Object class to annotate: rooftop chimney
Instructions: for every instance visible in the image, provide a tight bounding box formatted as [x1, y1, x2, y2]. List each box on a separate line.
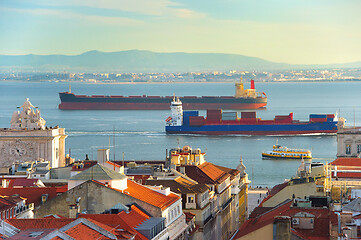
[97, 149, 110, 163]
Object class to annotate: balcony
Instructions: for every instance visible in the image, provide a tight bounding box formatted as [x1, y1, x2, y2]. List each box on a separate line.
[203, 214, 213, 225]
[15, 203, 34, 215]
[222, 198, 233, 211]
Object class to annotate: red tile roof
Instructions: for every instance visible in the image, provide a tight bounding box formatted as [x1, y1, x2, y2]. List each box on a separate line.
[269, 181, 288, 196]
[0, 187, 58, 206]
[10, 228, 57, 240]
[118, 205, 150, 228]
[0, 197, 16, 211]
[181, 162, 230, 185]
[6, 218, 73, 230]
[330, 158, 361, 167]
[78, 205, 149, 240]
[236, 200, 293, 238]
[8, 178, 41, 187]
[63, 222, 113, 240]
[332, 172, 361, 178]
[50, 237, 63, 240]
[105, 161, 122, 168]
[122, 180, 180, 210]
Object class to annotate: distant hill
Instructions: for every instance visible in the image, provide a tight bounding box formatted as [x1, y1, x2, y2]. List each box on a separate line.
[0, 50, 360, 72]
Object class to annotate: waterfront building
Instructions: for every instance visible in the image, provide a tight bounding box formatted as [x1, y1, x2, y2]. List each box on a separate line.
[0, 98, 67, 168]
[336, 123, 361, 158]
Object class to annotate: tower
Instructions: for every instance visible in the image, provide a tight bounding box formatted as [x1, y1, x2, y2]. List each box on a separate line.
[1, 98, 67, 168]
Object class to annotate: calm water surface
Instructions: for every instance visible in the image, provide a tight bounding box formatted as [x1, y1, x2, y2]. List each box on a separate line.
[1, 81, 361, 187]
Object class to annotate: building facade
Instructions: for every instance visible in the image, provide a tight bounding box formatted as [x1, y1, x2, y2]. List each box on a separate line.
[0, 98, 67, 168]
[337, 126, 361, 158]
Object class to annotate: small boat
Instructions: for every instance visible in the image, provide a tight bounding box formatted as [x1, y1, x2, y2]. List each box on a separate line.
[262, 145, 312, 159]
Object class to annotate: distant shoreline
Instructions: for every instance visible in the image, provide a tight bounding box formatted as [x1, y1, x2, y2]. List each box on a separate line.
[1, 79, 361, 84]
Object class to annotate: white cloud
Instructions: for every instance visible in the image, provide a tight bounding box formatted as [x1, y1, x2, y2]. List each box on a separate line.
[28, 0, 206, 19]
[0, 7, 143, 26]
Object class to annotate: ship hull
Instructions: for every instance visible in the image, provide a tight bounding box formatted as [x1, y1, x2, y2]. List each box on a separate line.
[261, 154, 312, 160]
[59, 93, 267, 110]
[165, 122, 338, 135]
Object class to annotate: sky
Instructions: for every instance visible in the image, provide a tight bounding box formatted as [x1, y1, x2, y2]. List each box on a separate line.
[1, 0, 361, 64]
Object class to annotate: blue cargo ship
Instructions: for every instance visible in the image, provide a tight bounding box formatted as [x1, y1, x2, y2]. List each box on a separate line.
[165, 98, 341, 135]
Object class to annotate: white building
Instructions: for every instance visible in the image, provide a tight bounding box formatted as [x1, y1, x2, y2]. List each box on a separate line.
[0, 98, 67, 168]
[337, 125, 361, 158]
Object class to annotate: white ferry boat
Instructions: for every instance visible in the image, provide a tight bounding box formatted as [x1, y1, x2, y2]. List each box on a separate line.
[262, 145, 312, 160]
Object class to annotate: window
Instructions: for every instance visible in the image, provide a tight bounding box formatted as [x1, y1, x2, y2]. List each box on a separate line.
[188, 196, 194, 203]
[358, 144, 361, 154]
[346, 144, 351, 155]
[177, 205, 180, 214]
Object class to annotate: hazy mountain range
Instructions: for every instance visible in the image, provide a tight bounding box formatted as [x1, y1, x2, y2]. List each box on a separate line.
[0, 50, 360, 72]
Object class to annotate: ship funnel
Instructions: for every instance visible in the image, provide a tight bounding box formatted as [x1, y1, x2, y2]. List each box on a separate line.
[251, 80, 255, 89]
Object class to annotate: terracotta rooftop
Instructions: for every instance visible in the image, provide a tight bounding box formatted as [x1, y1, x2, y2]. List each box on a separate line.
[332, 172, 361, 178]
[269, 181, 289, 196]
[330, 157, 361, 167]
[145, 176, 209, 194]
[236, 200, 293, 238]
[123, 179, 180, 210]
[0, 187, 58, 206]
[214, 164, 241, 179]
[6, 218, 73, 230]
[10, 228, 57, 240]
[90, 179, 180, 211]
[249, 207, 274, 218]
[0, 197, 16, 211]
[79, 205, 149, 240]
[8, 178, 42, 187]
[181, 162, 231, 185]
[63, 219, 115, 240]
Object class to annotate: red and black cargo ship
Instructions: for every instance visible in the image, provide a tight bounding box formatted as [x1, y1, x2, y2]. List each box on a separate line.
[59, 79, 267, 110]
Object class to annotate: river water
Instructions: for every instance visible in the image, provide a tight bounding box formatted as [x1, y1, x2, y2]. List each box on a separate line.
[1, 81, 360, 187]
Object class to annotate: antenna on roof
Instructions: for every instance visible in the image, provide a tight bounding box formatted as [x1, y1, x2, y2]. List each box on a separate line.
[122, 152, 125, 167]
[113, 126, 116, 162]
[69, 85, 71, 93]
